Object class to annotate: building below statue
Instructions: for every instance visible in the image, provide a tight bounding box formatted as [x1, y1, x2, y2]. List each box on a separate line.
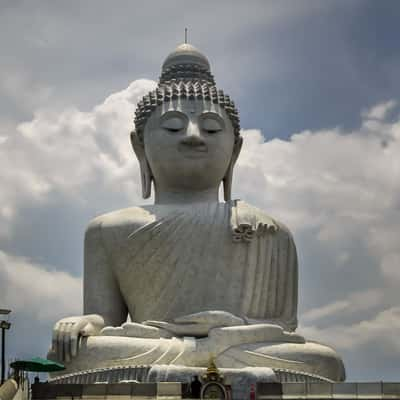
[32, 380, 400, 400]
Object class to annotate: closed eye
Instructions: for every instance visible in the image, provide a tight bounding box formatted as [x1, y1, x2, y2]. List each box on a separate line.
[201, 117, 223, 134]
[161, 116, 186, 133]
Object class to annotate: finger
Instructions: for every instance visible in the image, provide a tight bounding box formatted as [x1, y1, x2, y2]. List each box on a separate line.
[174, 313, 204, 324]
[70, 328, 78, 358]
[143, 320, 171, 329]
[70, 320, 86, 358]
[144, 320, 185, 334]
[169, 323, 210, 336]
[63, 323, 72, 363]
[57, 323, 66, 362]
[145, 321, 209, 336]
[52, 322, 60, 353]
[174, 311, 244, 326]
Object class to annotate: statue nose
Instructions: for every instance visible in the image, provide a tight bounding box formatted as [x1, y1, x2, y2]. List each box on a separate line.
[181, 122, 205, 146]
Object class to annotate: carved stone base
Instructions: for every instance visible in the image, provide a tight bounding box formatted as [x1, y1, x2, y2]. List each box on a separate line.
[49, 364, 331, 386]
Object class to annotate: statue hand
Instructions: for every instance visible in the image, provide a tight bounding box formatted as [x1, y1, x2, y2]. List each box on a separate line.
[100, 322, 165, 338]
[144, 311, 245, 337]
[52, 314, 104, 363]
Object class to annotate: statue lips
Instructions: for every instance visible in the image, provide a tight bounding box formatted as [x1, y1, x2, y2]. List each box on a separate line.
[178, 136, 208, 158]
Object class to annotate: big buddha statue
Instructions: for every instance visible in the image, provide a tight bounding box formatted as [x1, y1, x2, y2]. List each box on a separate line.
[48, 43, 345, 384]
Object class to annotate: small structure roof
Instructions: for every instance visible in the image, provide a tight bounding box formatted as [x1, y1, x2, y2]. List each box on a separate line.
[10, 357, 65, 372]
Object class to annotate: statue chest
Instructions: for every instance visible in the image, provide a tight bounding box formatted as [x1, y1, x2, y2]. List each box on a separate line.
[108, 204, 248, 321]
[101, 203, 296, 327]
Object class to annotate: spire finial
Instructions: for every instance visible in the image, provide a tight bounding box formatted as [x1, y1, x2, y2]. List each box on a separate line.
[184, 28, 188, 44]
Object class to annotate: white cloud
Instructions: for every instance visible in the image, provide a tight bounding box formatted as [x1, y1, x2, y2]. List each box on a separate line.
[361, 100, 397, 121]
[380, 253, 400, 281]
[0, 79, 156, 239]
[302, 289, 384, 323]
[0, 250, 81, 321]
[0, 68, 54, 115]
[299, 306, 400, 355]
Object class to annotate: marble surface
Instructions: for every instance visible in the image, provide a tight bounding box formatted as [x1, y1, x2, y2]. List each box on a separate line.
[49, 43, 345, 383]
[48, 319, 344, 381]
[85, 201, 298, 329]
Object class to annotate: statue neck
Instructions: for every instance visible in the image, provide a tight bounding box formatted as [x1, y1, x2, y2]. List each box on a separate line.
[154, 186, 220, 205]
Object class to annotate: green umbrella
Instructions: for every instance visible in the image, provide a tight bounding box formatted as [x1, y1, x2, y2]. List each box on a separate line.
[10, 357, 65, 372]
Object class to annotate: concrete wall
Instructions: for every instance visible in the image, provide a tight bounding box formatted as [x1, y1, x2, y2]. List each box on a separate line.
[31, 381, 400, 400]
[32, 382, 182, 400]
[257, 382, 400, 399]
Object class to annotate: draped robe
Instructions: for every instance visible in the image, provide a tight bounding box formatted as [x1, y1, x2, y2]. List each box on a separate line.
[97, 201, 298, 331]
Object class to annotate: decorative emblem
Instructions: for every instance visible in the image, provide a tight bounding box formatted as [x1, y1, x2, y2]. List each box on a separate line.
[201, 357, 228, 400]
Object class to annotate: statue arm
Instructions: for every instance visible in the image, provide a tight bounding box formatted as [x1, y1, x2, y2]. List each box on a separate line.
[274, 225, 298, 331]
[240, 218, 298, 332]
[83, 218, 128, 326]
[49, 218, 128, 363]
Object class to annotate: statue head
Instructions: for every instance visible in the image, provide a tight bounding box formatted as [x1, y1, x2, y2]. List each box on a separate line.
[131, 43, 242, 202]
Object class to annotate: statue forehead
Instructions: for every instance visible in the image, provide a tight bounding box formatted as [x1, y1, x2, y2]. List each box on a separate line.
[146, 99, 230, 123]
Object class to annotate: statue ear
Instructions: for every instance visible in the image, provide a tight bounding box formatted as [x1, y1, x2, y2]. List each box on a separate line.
[130, 131, 153, 199]
[223, 136, 243, 202]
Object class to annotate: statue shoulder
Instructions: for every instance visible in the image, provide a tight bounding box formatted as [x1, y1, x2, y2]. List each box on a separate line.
[232, 200, 295, 240]
[85, 205, 156, 235]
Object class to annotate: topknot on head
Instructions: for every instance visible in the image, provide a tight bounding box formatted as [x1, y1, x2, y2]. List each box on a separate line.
[134, 43, 241, 142]
[160, 43, 215, 85]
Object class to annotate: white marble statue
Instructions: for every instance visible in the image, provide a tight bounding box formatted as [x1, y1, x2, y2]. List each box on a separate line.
[48, 43, 345, 382]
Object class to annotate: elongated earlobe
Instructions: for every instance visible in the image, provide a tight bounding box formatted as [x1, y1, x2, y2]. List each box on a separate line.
[130, 131, 153, 199]
[223, 137, 243, 201]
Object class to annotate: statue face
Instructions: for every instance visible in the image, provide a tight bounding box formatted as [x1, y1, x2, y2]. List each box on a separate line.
[143, 99, 235, 192]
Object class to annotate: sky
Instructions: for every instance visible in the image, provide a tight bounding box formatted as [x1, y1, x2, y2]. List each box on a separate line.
[0, 0, 400, 382]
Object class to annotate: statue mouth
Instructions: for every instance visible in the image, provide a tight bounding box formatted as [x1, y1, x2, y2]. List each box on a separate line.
[178, 139, 208, 156]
